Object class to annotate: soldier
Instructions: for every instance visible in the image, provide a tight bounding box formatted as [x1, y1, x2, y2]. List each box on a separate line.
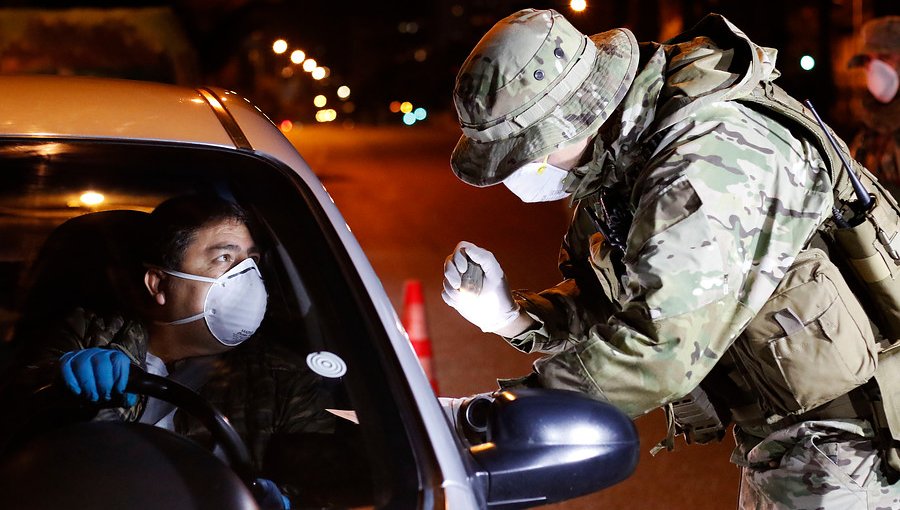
[848, 16, 900, 195]
[441, 9, 900, 509]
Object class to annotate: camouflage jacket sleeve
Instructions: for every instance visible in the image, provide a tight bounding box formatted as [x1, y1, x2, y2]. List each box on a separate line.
[507, 222, 621, 355]
[516, 101, 834, 418]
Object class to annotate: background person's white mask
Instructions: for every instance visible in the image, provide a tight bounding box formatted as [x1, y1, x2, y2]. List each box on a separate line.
[867, 58, 899, 104]
[502, 156, 572, 203]
[161, 258, 268, 346]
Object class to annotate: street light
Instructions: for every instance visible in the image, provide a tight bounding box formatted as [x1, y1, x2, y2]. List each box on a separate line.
[316, 109, 337, 122]
[800, 55, 816, 71]
[337, 86, 351, 99]
[312, 67, 326, 80]
[302, 59, 317, 72]
[290, 50, 305, 64]
[314, 95, 327, 107]
[272, 39, 288, 54]
[570, 0, 587, 12]
[79, 191, 105, 207]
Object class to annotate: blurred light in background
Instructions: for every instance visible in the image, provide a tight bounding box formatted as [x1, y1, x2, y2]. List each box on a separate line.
[414, 49, 428, 62]
[272, 39, 288, 54]
[400, 101, 413, 113]
[281, 66, 294, 78]
[314, 94, 327, 107]
[337, 86, 351, 99]
[312, 67, 327, 80]
[570, 0, 587, 12]
[79, 191, 105, 207]
[290, 50, 305, 64]
[279, 119, 293, 132]
[398, 22, 419, 34]
[342, 102, 356, 113]
[414, 107, 427, 120]
[302, 59, 317, 72]
[402, 112, 416, 125]
[316, 109, 338, 122]
[800, 55, 816, 71]
[389, 101, 401, 113]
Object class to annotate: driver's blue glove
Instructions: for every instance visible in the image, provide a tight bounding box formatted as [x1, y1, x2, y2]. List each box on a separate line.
[59, 348, 136, 407]
[253, 478, 291, 510]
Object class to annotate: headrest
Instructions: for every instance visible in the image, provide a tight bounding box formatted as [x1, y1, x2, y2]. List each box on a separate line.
[18, 210, 151, 328]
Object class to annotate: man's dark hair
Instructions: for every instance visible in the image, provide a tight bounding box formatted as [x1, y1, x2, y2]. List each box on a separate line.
[146, 194, 251, 270]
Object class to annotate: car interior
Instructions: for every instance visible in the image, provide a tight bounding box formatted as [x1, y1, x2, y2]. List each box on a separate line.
[0, 139, 439, 508]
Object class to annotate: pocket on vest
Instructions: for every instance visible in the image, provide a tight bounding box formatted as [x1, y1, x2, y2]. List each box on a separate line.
[733, 248, 878, 417]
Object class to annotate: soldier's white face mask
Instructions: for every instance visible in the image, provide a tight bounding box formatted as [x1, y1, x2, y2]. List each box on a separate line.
[866, 58, 899, 104]
[503, 156, 572, 203]
[160, 258, 268, 346]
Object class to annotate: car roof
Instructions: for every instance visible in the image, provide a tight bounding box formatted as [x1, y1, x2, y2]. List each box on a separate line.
[0, 75, 313, 182]
[0, 75, 235, 146]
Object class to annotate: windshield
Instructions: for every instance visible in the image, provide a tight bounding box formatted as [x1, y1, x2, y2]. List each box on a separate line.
[0, 139, 433, 508]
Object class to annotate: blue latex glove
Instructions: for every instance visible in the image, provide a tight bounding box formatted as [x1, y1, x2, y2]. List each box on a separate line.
[59, 348, 136, 407]
[253, 478, 291, 510]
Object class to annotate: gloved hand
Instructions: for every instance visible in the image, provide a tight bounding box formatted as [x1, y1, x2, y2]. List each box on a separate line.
[442, 241, 521, 333]
[59, 348, 136, 407]
[253, 478, 291, 510]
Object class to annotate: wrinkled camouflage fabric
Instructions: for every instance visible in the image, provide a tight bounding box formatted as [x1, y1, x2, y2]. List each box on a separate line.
[3, 307, 334, 470]
[735, 420, 900, 509]
[450, 8, 638, 187]
[498, 14, 899, 507]
[510, 14, 831, 417]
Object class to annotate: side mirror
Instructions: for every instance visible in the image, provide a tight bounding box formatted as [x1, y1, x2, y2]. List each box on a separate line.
[464, 388, 639, 509]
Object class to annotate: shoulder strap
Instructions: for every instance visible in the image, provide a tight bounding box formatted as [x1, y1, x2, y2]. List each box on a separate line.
[736, 82, 900, 234]
[737, 83, 853, 203]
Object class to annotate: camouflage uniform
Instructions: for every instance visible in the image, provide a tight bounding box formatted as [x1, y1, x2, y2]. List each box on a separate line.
[451, 10, 900, 509]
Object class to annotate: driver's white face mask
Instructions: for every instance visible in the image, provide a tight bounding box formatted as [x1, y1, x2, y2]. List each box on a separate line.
[503, 156, 572, 203]
[160, 258, 268, 346]
[866, 58, 899, 104]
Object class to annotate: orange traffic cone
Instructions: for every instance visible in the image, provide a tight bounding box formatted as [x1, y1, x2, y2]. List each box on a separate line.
[401, 279, 439, 393]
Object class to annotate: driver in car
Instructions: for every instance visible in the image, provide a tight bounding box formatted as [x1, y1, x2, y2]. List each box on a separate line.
[4, 194, 334, 510]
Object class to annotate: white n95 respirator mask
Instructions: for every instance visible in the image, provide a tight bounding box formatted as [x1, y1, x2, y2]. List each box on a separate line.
[867, 59, 899, 104]
[503, 156, 572, 203]
[160, 258, 268, 346]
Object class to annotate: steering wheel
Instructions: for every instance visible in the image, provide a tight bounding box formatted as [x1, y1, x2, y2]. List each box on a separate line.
[0, 365, 266, 510]
[124, 367, 256, 488]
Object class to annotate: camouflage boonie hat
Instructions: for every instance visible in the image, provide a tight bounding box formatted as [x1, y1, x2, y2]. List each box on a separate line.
[451, 8, 638, 187]
[848, 16, 900, 68]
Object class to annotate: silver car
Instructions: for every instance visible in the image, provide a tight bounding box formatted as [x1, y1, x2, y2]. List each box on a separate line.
[0, 76, 638, 510]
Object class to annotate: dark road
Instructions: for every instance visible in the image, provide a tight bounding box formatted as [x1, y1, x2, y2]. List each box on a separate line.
[287, 118, 741, 509]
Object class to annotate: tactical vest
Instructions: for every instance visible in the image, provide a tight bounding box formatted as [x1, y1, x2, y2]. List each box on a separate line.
[657, 82, 900, 468]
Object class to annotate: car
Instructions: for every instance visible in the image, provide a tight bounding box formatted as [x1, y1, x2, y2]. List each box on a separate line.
[0, 75, 639, 509]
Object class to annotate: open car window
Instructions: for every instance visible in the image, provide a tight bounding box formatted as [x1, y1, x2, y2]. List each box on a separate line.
[0, 140, 437, 508]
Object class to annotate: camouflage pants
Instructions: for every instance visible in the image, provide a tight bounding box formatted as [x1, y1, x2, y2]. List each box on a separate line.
[737, 420, 900, 509]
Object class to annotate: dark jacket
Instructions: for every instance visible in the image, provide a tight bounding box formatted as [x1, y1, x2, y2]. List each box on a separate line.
[2, 307, 335, 470]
